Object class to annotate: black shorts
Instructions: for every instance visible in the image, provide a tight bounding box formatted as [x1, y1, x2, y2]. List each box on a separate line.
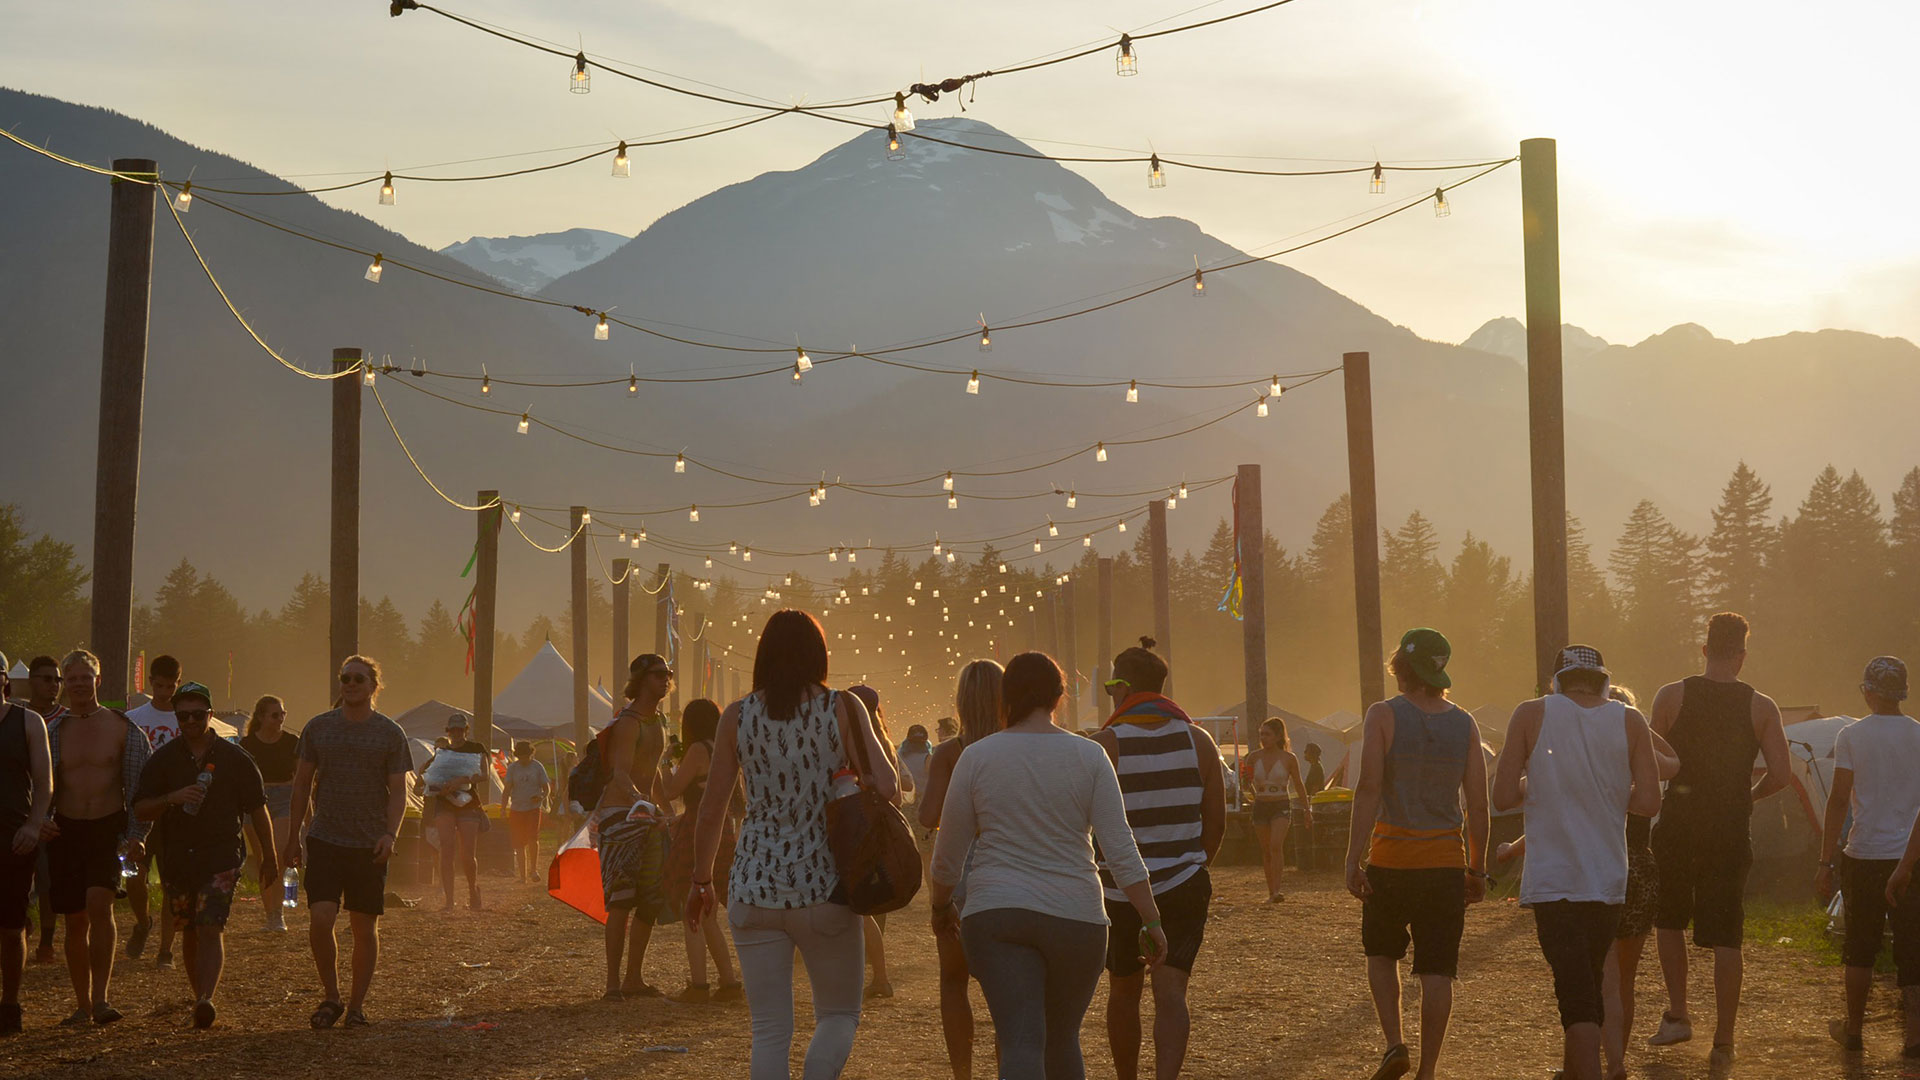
[1106, 867, 1211, 977]
[1251, 801, 1287, 826]
[1361, 866, 1466, 978]
[0, 842, 34, 930]
[47, 810, 127, 915]
[1841, 855, 1920, 985]
[305, 836, 388, 916]
[1650, 813, 1750, 948]
[1533, 900, 1620, 1028]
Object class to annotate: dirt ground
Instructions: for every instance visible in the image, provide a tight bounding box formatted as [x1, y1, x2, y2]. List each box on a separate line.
[4, 864, 1916, 1079]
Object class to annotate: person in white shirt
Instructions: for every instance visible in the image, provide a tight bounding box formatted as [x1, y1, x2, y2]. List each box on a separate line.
[121, 654, 182, 968]
[1816, 656, 1920, 1055]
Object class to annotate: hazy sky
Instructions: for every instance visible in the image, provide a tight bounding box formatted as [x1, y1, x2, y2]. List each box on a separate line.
[7, 0, 1918, 347]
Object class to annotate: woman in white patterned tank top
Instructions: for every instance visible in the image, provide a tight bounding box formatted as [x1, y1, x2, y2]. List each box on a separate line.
[683, 610, 898, 1080]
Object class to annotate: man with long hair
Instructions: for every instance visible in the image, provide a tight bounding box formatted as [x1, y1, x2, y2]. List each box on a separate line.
[596, 653, 671, 1000]
[1345, 629, 1490, 1080]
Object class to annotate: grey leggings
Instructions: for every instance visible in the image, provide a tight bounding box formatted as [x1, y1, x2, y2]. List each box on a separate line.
[729, 900, 865, 1080]
[961, 907, 1109, 1080]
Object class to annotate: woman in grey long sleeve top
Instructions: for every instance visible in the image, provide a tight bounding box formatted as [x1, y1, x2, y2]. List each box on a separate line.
[928, 652, 1165, 1080]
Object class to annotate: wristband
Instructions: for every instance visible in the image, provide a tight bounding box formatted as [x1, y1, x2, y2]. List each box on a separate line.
[1466, 868, 1491, 880]
[1141, 919, 1162, 930]
[692, 878, 713, 887]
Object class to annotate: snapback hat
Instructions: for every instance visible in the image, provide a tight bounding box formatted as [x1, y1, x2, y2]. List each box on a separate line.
[1398, 628, 1453, 690]
[1863, 656, 1909, 702]
[172, 681, 214, 707]
[1553, 644, 1610, 683]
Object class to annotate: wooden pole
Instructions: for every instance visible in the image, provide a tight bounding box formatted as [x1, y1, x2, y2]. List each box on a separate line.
[570, 507, 589, 748]
[1148, 499, 1174, 695]
[1238, 463, 1269, 735]
[329, 348, 362, 703]
[1522, 137, 1570, 692]
[1096, 557, 1114, 704]
[89, 158, 157, 706]
[472, 492, 499, 750]
[1344, 352, 1386, 714]
[1043, 594, 1060, 659]
[1061, 577, 1081, 729]
[1025, 607, 1037, 652]
[653, 563, 672, 659]
[612, 557, 630, 696]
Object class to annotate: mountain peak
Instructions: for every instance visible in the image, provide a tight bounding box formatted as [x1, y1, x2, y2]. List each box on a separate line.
[440, 228, 626, 294]
[1460, 318, 1608, 363]
[1639, 322, 1722, 346]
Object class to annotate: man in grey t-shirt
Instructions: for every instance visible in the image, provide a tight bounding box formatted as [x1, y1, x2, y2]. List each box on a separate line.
[285, 656, 410, 1030]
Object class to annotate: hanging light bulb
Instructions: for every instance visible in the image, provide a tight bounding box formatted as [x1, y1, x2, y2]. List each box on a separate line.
[1118, 520, 1128, 533]
[728, 541, 738, 554]
[947, 492, 958, 509]
[364, 253, 384, 283]
[1067, 489, 1077, 509]
[1116, 33, 1138, 76]
[1033, 538, 1044, 553]
[612, 141, 630, 177]
[1166, 493, 1178, 510]
[580, 511, 592, 525]
[1270, 375, 1283, 398]
[786, 347, 810, 376]
[847, 550, 857, 563]
[571, 51, 591, 93]
[742, 547, 752, 562]
[379, 172, 395, 206]
[172, 181, 193, 213]
[704, 556, 713, 568]
[480, 366, 491, 396]
[1370, 161, 1385, 195]
[1096, 442, 1108, 462]
[1126, 380, 1139, 404]
[630, 536, 640, 549]
[892, 92, 915, 132]
[979, 320, 992, 352]
[1083, 534, 1093, 547]
[885, 124, 905, 161]
[510, 507, 522, 524]
[1179, 480, 1189, 500]
[1433, 187, 1451, 218]
[1048, 519, 1059, 538]
[946, 551, 956, 563]
[362, 362, 376, 388]
[1256, 396, 1269, 418]
[1192, 267, 1206, 297]
[595, 313, 609, 341]
[966, 370, 980, 395]
[627, 368, 639, 395]
[942, 472, 954, 492]
[689, 505, 700, 522]
[675, 453, 686, 474]
[932, 536, 943, 555]
[1147, 153, 1165, 189]
[809, 491, 821, 507]
[516, 411, 530, 435]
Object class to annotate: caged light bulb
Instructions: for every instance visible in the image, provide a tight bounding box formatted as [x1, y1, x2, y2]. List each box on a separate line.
[847, 550, 856, 563]
[892, 92, 915, 132]
[1370, 162, 1385, 195]
[1115, 33, 1138, 76]
[362, 363, 376, 388]
[1433, 187, 1451, 218]
[675, 453, 686, 474]
[829, 548, 839, 562]
[933, 536, 943, 554]
[809, 491, 821, 507]
[637, 525, 646, 541]
[946, 551, 956, 563]
[172, 181, 193, 213]
[516, 412, 530, 435]
[1126, 380, 1139, 404]
[966, 370, 980, 395]
[742, 547, 752, 562]
[595, 314, 609, 341]
[705, 556, 713, 568]
[612, 141, 630, 177]
[1096, 442, 1108, 462]
[728, 541, 738, 554]
[571, 52, 591, 94]
[885, 124, 905, 161]
[580, 511, 592, 525]
[364, 253, 384, 284]
[630, 536, 640, 549]
[379, 171, 395, 206]
[1147, 153, 1165, 189]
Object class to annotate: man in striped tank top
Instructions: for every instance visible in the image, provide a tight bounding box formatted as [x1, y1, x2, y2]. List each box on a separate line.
[1345, 628, 1491, 1080]
[1093, 638, 1226, 1080]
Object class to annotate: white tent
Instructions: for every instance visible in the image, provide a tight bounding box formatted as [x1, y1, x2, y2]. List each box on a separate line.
[392, 699, 471, 742]
[492, 641, 617, 734]
[6, 660, 28, 681]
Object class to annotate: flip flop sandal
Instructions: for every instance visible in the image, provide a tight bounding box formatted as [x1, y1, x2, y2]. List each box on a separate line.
[92, 1003, 123, 1025]
[343, 1010, 370, 1027]
[59, 1008, 91, 1027]
[1369, 1043, 1411, 1080]
[310, 1000, 345, 1029]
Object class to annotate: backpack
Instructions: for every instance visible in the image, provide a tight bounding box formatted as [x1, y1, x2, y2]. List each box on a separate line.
[567, 732, 610, 809]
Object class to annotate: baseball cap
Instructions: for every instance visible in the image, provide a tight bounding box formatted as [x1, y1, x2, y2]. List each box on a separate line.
[1553, 644, 1610, 683]
[1863, 656, 1909, 702]
[1398, 628, 1453, 689]
[173, 681, 214, 707]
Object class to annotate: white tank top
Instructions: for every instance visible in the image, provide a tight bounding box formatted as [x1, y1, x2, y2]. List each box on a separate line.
[1518, 695, 1632, 905]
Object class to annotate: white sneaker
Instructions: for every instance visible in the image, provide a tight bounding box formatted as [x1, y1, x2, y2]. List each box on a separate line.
[1648, 1014, 1692, 1046]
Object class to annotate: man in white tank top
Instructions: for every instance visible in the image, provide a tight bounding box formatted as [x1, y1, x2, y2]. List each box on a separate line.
[1492, 645, 1662, 1080]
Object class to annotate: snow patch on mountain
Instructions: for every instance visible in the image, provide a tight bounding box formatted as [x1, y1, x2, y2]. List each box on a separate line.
[439, 228, 628, 294]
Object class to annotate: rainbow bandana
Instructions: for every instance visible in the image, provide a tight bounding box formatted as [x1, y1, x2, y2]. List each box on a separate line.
[1103, 691, 1194, 728]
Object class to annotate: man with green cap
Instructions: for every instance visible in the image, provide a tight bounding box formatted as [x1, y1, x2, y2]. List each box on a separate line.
[132, 682, 274, 1029]
[1344, 628, 1490, 1080]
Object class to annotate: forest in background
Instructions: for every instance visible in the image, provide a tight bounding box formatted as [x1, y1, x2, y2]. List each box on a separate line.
[3, 460, 1915, 732]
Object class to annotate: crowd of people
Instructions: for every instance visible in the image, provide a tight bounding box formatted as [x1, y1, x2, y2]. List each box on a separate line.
[2, 609, 1918, 1080]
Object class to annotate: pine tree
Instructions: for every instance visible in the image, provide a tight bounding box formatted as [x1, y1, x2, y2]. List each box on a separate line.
[1567, 514, 1618, 643]
[1442, 532, 1514, 684]
[1608, 500, 1701, 685]
[1891, 467, 1920, 664]
[0, 505, 90, 662]
[1382, 510, 1446, 635]
[1774, 467, 1890, 705]
[1703, 462, 1776, 615]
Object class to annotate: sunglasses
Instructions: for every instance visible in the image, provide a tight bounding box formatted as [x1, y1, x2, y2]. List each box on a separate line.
[650, 668, 675, 679]
[1102, 678, 1129, 690]
[175, 709, 210, 722]
[339, 672, 370, 685]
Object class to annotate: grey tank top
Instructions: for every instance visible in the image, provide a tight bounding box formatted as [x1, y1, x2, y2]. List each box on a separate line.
[1378, 696, 1475, 834]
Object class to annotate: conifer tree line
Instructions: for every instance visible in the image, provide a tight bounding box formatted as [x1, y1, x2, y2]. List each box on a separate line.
[2, 461, 1914, 730]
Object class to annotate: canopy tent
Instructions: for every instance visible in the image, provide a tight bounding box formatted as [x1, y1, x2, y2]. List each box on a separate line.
[6, 660, 28, 681]
[392, 699, 469, 741]
[492, 641, 617, 735]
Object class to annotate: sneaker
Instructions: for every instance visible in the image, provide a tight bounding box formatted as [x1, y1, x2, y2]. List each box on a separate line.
[1648, 1013, 1692, 1046]
[1369, 1043, 1411, 1080]
[1828, 1019, 1863, 1052]
[712, 982, 745, 1003]
[671, 984, 711, 1005]
[155, 951, 174, 970]
[125, 921, 150, 959]
[0, 1001, 22, 1035]
[192, 999, 216, 1030]
[92, 1002, 124, 1025]
[1709, 1044, 1736, 1072]
[59, 1007, 91, 1027]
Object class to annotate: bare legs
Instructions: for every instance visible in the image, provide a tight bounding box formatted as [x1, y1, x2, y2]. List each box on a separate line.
[179, 923, 225, 1004]
[437, 816, 481, 911]
[310, 902, 379, 1012]
[683, 912, 736, 987]
[1106, 966, 1194, 1080]
[864, 915, 892, 995]
[63, 887, 117, 1013]
[1367, 957, 1453, 1080]
[605, 908, 655, 995]
[935, 923, 975, 1080]
[1602, 934, 1648, 1079]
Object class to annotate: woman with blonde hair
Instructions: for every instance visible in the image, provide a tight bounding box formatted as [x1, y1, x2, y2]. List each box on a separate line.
[241, 695, 299, 930]
[1241, 717, 1307, 903]
[917, 659, 1004, 1080]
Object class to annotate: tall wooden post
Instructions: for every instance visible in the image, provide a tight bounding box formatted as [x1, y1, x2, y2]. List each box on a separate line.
[1344, 352, 1386, 714]
[472, 492, 499, 749]
[653, 563, 672, 659]
[570, 507, 590, 748]
[1042, 594, 1060, 658]
[612, 557, 630, 698]
[329, 348, 362, 703]
[1148, 499, 1174, 695]
[1061, 577, 1081, 729]
[89, 159, 156, 706]
[1025, 608, 1037, 652]
[1096, 557, 1114, 708]
[1238, 464, 1269, 735]
[1522, 137, 1569, 692]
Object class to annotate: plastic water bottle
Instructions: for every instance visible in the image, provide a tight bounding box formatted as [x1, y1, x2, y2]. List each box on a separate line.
[118, 851, 139, 880]
[830, 768, 861, 801]
[182, 762, 215, 816]
[281, 867, 299, 909]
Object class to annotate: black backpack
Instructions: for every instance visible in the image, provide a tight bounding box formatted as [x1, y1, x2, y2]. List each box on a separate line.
[567, 733, 609, 809]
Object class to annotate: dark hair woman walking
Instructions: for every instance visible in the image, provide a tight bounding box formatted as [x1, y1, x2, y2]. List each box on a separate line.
[684, 610, 898, 1080]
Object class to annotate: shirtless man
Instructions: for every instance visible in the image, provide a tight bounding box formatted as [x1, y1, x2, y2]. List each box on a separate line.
[598, 653, 671, 999]
[44, 650, 151, 1025]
